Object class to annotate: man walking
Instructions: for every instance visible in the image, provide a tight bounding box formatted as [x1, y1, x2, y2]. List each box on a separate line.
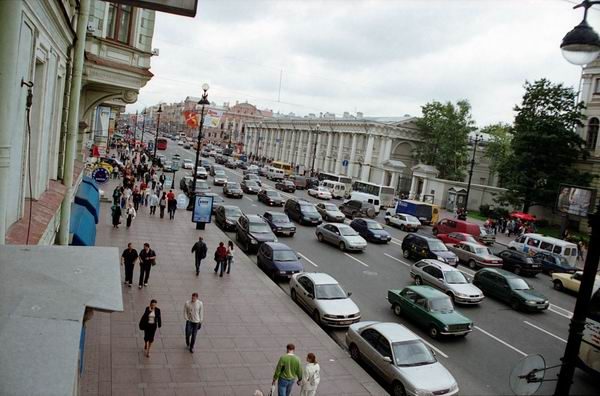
[183, 292, 204, 353]
[121, 242, 138, 287]
[272, 343, 303, 396]
[191, 236, 207, 276]
[138, 243, 157, 288]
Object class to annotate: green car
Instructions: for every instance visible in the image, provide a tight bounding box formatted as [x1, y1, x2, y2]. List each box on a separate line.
[472, 268, 549, 311]
[387, 286, 473, 339]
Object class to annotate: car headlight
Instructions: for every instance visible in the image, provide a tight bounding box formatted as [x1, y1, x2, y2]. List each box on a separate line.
[276, 227, 282, 231]
[525, 300, 537, 305]
[455, 292, 468, 297]
[468, 323, 473, 329]
[443, 325, 449, 331]
[323, 314, 336, 319]
[279, 270, 287, 274]
[250, 239, 258, 244]
[273, 238, 278, 242]
[449, 382, 459, 392]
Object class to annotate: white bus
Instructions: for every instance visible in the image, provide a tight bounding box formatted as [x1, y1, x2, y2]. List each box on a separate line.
[318, 172, 352, 191]
[507, 233, 579, 266]
[351, 180, 395, 208]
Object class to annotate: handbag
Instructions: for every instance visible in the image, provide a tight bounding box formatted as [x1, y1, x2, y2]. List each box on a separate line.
[268, 384, 276, 396]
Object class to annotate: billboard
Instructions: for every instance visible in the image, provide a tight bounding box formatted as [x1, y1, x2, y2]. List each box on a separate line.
[102, 0, 198, 17]
[192, 195, 213, 223]
[556, 184, 597, 217]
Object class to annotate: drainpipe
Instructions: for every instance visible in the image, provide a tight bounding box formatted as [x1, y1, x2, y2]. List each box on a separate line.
[0, 1, 23, 244]
[58, 0, 91, 245]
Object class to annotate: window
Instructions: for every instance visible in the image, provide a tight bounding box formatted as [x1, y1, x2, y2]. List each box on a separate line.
[553, 245, 562, 254]
[587, 118, 599, 150]
[423, 266, 442, 279]
[526, 238, 540, 247]
[107, 3, 133, 44]
[540, 241, 553, 252]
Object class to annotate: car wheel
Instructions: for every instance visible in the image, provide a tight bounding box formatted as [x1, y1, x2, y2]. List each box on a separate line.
[313, 310, 321, 326]
[392, 381, 407, 396]
[511, 299, 521, 311]
[429, 325, 440, 339]
[469, 260, 477, 270]
[514, 266, 521, 275]
[402, 250, 410, 259]
[553, 280, 564, 291]
[317, 233, 324, 242]
[392, 303, 402, 316]
[385, 218, 390, 225]
[339, 242, 346, 251]
[349, 343, 361, 361]
[400, 224, 406, 232]
[446, 291, 455, 302]
[414, 276, 423, 285]
[291, 289, 297, 302]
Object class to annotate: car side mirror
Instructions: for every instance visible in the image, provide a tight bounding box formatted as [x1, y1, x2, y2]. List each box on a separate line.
[347, 291, 352, 297]
[307, 293, 314, 299]
[297, 256, 302, 260]
[383, 356, 393, 364]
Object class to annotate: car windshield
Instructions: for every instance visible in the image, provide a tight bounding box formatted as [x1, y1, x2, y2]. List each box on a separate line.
[445, 271, 468, 284]
[339, 226, 359, 236]
[429, 240, 448, 251]
[323, 203, 337, 211]
[392, 340, 437, 367]
[318, 187, 328, 191]
[300, 204, 318, 214]
[197, 167, 206, 172]
[479, 227, 490, 236]
[474, 247, 492, 255]
[429, 297, 454, 313]
[367, 222, 383, 230]
[273, 250, 298, 261]
[246, 181, 258, 187]
[215, 171, 225, 176]
[266, 191, 279, 197]
[196, 182, 208, 189]
[315, 284, 347, 299]
[556, 256, 571, 267]
[249, 223, 271, 233]
[271, 214, 290, 223]
[225, 208, 242, 217]
[227, 183, 240, 188]
[508, 278, 531, 290]
[405, 215, 419, 222]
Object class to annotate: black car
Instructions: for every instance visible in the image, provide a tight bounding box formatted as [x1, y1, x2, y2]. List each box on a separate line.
[401, 233, 458, 267]
[275, 180, 296, 193]
[498, 250, 542, 276]
[473, 268, 549, 311]
[263, 211, 296, 237]
[257, 242, 303, 280]
[241, 180, 261, 194]
[339, 200, 376, 219]
[258, 189, 284, 206]
[235, 214, 278, 253]
[284, 198, 322, 226]
[305, 177, 319, 190]
[225, 160, 237, 169]
[179, 176, 194, 193]
[350, 218, 391, 243]
[215, 205, 243, 231]
[243, 174, 262, 186]
[223, 182, 243, 198]
[532, 252, 577, 274]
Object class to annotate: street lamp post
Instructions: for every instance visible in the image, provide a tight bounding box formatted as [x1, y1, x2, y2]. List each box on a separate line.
[141, 108, 146, 146]
[153, 105, 162, 159]
[554, 2, 600, 395]
[135, 110, 138, 142]
[463, 133, 482, 217]
[310, 124, 320, 177]
[188, 83, 210, 215]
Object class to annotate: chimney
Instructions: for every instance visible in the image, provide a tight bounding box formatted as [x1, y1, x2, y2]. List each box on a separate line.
[356, 112, 363, 119]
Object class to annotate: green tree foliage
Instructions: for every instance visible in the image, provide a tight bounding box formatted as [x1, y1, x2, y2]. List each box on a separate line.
[499, 79, 592, 212]
[480, 123, 512, 187]
[415, 100, 476, 180]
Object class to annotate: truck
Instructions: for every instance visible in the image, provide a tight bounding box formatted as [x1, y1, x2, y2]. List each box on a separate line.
[387, 199, 439, 225]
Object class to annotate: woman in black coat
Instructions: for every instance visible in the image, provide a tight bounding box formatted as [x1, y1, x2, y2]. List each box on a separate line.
[111, 204, 122, 228]
[139, 299, 161, 357]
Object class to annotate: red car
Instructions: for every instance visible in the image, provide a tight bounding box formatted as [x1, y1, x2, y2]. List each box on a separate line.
[437, 232, 482, 245]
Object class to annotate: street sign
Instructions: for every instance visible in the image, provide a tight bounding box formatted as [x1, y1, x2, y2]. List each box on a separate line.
[91, 167, 109, 184]
[342, 159, 349, 167]
[192, 195, 213, 223]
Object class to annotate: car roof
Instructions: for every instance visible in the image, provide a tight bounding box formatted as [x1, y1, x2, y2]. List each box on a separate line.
[405, 285, 447, 299]
[302, 272, 339, 285]
[245, 214, 265, 222]
[364, 322, 419, 343]
[416, 259, 458, 272]
[264, 242, 293, 251]
[477, 267, 519, 279]
[461, 241, 483, 248]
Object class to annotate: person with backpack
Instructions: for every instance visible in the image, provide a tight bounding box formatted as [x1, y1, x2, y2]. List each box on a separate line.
[213, 242, 228, 277]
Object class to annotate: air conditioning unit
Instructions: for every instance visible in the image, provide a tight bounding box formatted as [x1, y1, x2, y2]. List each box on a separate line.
[151, 48, 160, 56]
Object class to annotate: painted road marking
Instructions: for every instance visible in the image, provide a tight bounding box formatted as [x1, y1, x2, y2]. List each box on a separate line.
[298, 252, 319, 267]
[549, 304, 572, 319]
[244, 196, 254, 202]
[523, 321, 567, 343]
[344, 253, 369, 267]
[474, 326, 527, 357]
[421, 340, 449, 359]
[384, 253, 411, 267]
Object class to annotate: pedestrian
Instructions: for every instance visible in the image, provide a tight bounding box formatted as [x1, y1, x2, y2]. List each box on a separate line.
[299, 353, 320, 396]
[213, 242, 228, 277]
[148, 190, 159, 215]
[112, 186, 122, 205]
[111, 204, 122, 228]
[159, 192, 167, 219]
[183, 292, 204, 353]
[138, 242, 157, 288]
[191, 236, 207, 276]
[125, 203, 137, 228]
[139, 299, 161, 358]
[578, 241, 585, 261]
[272, 343, 303, 396]
[132, 188, 142, 211]
[168, 195, 177, 220]
[121, 242, 138, 287]
[123, 186, 132, 206]
[225, 240, 234, 274]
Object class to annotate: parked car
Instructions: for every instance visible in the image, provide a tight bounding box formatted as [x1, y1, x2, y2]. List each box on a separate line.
[243, 173, 262, 186]
[308, 186, 332, 200]
[437, 232, 481, 246]
[349, 218, 391, 243]
[551, 271, 600, 293]
[339, 200, 376, 219]
[533, 252, 577, 274]
[213, 169, 228, 186]
[401, 234, 458, 267]
[498, 249, 542, 276]
[223, 182, 243, 198]
[315, 223, 367, 252]
[258, 189, 284, 206]
[433, 218, 495, 245]
[284, 198, 322, 226]
[290, 272, 360, 327]
[346, 322, 459, 396]
[215, 205, 243, 231]
[263, 211, 296, 237]
[410, 259, 484, 304]
[257, 242, 303, 279]
[447, 242, 503, 270]
[241, 180, 261, 194]
[384, 213, 421, 231]
[235, 214, 278, 253]
[315, 202, 345, 222]
[388, 286, 473, 338]
[182, 159, 194, 169]
[195, 166, 208, 179]
[275, 180, 296, 193]
[473, 268, 549, 311]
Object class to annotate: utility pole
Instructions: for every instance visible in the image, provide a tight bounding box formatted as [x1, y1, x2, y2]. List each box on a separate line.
[463, 133, 482, 216]
[153, 105, 162, 159]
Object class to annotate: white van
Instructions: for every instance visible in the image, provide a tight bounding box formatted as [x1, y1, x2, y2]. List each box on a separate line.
[508, 233, 579, 266]
[322, 180, 347, 199]
[267, 167, 285, 181]
[348, 191, 381, 214]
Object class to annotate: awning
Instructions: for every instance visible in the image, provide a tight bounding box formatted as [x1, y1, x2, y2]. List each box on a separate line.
[75, 177, 100, 223]
[70, 203, 96, 246]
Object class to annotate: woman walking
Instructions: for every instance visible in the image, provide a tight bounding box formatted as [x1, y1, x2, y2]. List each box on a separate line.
[225, 241, 234, 274]
[111, 204, 122, 228]
[159, 192, 167, 219]
[167, 189, 177, 220]
[132, 188, 142, 211]
[125, 203, 137, 228]
[148, 190, 159, 215]
[213, 242, 228, 277]
[299, 353, 320, 396]
[139, 299, 161, 358]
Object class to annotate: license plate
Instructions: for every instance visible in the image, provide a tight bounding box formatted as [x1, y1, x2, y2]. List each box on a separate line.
[282, 231, 291, 235]
[339, 321, 352, 325]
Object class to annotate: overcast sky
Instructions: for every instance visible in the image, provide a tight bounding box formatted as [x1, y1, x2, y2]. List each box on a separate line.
[128, 0, 600, 127]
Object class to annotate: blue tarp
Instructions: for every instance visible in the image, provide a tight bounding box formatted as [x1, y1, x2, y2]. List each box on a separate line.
[81, 176, 99, 192]
[75, 178, 100, 224]
[70, 203, 96, 246]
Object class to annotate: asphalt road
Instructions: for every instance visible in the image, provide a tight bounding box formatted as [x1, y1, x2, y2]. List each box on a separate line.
[154, 139, 598, 396]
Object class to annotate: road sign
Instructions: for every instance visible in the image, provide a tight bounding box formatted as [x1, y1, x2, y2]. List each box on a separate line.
[342, 159, 349, 167]
[91, 167, 109, 184]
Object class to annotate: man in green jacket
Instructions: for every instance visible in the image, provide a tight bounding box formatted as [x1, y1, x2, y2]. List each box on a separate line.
[272, 343, 303, 396]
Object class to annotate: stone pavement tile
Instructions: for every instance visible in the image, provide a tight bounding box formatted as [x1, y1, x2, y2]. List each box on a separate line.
[144, 388, 176, 396]
[224, 366, 254, 382]
[98, 381, 111, 396]
[363, 381, 391, 396]
[140, 367, 173, 383]
[231, 384, 266, 396]
[216, 350, 244, 365]
[112, 367, 141, 383]
[170, 367, 201, 383]
[111, 322, 136, 337]
[111, 336, 139, 350]
[112, 350, 141, 367]
[248, 364, 274, 381]
[200, 367, 227, 382]
[210, 337, 237, 349]
[231, 336, 258, 349]
[193, 351, 219, 367]
[239, 350, 268, 364]
[175, 385, 207, 396]
[112, 384, 144, 396]
[201, 385, 234, 396]
[165, 350, 195, 367]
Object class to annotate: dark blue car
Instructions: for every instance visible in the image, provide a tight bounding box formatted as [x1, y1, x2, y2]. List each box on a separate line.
[533, 252, 577, 274]
[263, 211, 296, 237]
[349, 218, 391, 243]
[257, 242, 303, 280]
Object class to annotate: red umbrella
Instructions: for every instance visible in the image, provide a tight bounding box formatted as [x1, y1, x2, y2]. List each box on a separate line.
[510, 211, 536, 222]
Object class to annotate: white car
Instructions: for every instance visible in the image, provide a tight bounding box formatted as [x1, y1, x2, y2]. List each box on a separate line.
[177, 140, 184, 146]
[195, 167, 208, 179]
[308, 186, 332, 200]
[182, 159, 194, 169]
[384, 213, 421, 232]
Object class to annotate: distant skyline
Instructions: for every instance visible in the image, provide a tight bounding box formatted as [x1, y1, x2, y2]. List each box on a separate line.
[128, 0, 600, 127]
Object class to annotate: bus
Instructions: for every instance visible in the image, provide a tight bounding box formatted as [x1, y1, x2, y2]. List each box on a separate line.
[580, 288, 600, 378]
[156, 137, 168, 150]
[271, 161, 293, 176]
[351, 180, 395, 208]
[318, 172, 352, 192]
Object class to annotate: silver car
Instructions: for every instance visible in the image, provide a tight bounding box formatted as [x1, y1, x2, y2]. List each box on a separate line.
[448, 241, 503, 270]
[410, 259, 484, 304]
[213, 170, 228, 186]
[315, 223, 367, 252]
[346, 321, 459, 396]
[290, 272, 360, 327]
[316, 202, 346, 222]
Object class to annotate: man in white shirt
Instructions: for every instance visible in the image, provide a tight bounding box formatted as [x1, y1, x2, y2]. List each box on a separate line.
[184, 292, 204, 353]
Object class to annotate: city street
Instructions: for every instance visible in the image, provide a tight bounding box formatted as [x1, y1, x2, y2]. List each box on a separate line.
[158, 137, 598, 396]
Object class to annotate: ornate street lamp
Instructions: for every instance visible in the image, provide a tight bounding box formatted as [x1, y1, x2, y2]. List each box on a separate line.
[188, 83, 210, 212]
[561, 0, 600, 65]
[153, 104, 162, 159]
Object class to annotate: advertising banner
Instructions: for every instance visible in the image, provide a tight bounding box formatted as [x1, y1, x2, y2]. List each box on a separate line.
[205, 108, 224, 128]
[556, 184, 596, 217]
[192, 195, 213, 223]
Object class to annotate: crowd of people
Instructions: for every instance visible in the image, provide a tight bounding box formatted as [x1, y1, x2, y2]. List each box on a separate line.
[482, 217, 536, 237]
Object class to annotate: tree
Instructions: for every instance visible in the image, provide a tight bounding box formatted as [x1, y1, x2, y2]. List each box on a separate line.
[480, 123, 512, 187]
[415, 100, 476, 180]
[500, 79, 592, 212]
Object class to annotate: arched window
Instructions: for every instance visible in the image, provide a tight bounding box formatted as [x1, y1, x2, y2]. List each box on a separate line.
[587, 117, 599, 150]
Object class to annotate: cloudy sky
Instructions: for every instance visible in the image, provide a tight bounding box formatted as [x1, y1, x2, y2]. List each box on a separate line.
[129, 0, 600, 126]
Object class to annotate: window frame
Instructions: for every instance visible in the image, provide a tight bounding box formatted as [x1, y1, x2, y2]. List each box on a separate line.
[106, 3, 134, 45]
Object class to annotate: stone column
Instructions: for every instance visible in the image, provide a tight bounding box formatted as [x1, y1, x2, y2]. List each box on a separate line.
[360, 134, 375, 181]
[324, 132, 334, 172]
[420, 179, 429, 200]
[390, 172, 398, 190]
[384, 137, 393, 162]
[281, 130, 288, 161]
[409, 176, 417, 199]
[288, 130, 296, 163]
[304, 130, 313, 168]
[269, 128, 276, 159]
[348, 133, 358, 178]
[335, 133, 346, 174]
[378, 137, 386, 165]
[314, 132, 323, 172]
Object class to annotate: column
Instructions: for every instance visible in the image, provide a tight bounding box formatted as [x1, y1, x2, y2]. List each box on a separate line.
[335, 133, 346, 174]
[280, 130, 288, 161]
[390, 172, 399, 190]
[360, 135, 375, 181]
[314, 132, 323, 172]
[304, 130, 313, 168]
[420, 179, 429, 200]
[274, 130, 281, 160]
[347, 133, 358, 178]
[324, 132, 334, 172]
[287, 130, 296, 163]
[384, 137, 393, 162]
[409, 177, 417, 199]
[378, 136, 386, 165]
[267, 129, 275, 159]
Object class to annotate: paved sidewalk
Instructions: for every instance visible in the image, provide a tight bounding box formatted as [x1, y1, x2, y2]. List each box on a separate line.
[80, 198, 387, 395]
